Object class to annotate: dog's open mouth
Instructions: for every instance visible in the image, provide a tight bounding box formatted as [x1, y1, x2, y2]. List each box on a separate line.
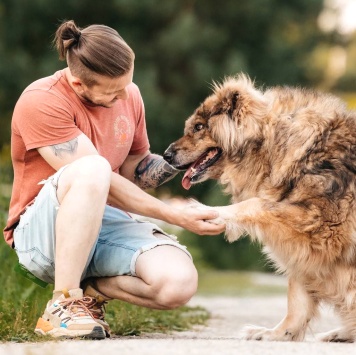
[182, 147, 222, 190]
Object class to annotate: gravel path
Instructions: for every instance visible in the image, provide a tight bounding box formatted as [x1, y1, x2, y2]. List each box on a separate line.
[1, 275, 355, 354]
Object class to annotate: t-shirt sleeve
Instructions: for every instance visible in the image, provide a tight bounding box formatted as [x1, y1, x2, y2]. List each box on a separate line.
[12, 89, 81, 151]
[128, 84, 150, 155]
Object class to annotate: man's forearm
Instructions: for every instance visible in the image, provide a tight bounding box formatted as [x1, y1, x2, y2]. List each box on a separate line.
[134, 153, 180, 189]
[108, 171, 179, 223]
[108, 171, 224, 236]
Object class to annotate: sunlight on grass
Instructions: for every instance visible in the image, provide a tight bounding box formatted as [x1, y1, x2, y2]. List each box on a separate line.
[197, 270, 287, 296]
[339, 92, 356, 109]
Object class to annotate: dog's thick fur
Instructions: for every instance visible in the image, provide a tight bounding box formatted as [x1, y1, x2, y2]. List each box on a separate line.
[164, 74, 356, 342]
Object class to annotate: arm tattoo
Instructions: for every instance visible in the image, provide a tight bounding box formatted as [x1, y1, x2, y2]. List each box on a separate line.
[50, 138, 78, 158]
[134, 154, 180, 189]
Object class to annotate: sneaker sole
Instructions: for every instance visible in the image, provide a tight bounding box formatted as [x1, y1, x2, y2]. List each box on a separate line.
[94, 319, 111, 338]
[35, 325, 106, 339]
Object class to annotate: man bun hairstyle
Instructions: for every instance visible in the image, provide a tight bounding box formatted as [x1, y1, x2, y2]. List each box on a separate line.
[54, 20, 134, 86]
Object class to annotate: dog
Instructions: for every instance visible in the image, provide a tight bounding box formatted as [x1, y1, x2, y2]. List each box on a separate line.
[163, 74, 356, 342]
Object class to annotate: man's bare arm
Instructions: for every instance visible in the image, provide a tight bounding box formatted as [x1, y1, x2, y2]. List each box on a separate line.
[38, 134, 99, 171]
[38, 139, 224, 235]
[50, 138, 79, 158]
[134, 153, 180, 190]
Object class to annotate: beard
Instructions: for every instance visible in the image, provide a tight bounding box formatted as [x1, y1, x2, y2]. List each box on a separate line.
[80, 92, 117, 108]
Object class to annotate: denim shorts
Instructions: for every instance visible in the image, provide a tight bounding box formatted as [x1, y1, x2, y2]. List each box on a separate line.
[13, 166, 191, 284]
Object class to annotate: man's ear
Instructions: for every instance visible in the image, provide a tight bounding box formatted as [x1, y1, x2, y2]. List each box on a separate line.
[70, 77, 85, 94]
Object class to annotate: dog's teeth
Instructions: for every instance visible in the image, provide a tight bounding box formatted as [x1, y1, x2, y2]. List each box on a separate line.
[191, 168, 197, 173]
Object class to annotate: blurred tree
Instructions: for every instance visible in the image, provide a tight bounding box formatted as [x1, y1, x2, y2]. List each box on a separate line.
[332, 32, 356, 92]
[0, 0, 332, 151]
[0, 0, 346, 270]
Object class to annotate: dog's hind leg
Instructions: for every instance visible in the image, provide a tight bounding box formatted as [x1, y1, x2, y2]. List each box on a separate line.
[317, 328, 354, 343]
[317, 306, 356, 342]
[240, 277, 318, 341]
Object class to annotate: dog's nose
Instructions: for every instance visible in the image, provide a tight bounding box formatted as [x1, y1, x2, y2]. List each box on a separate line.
[163, 150, 173, 164]
[163, 145, 174, 164]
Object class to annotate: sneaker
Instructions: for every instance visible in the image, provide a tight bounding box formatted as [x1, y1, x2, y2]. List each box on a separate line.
[82, 280, 112, 337]
[34, 288, 105, 339]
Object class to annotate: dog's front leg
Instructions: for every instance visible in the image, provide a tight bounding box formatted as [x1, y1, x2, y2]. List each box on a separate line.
[209, 198, 269, 243]
[241, 277, 318, 341]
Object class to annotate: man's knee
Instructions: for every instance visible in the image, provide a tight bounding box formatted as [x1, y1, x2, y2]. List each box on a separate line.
[135, 245, 198, 309]
[71, 155, 111, 183]
[57, 155, 112, 201]
[154, 265, 198, 309]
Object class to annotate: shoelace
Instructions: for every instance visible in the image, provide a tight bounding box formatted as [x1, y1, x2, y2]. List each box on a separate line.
[86, 298, 108, 321]
[59, 296, 96, 320]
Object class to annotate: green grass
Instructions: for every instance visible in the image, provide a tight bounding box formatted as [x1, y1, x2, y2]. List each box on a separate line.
[106, 302, 209, 336]
[197, 270, 287, 296]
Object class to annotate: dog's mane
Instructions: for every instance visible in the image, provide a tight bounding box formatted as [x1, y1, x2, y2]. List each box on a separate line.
[211, 73, 255, 95]
[211, 77, 356, 210]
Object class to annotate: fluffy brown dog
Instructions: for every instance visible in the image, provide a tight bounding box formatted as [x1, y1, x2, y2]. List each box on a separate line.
[164, 74, 356, 342]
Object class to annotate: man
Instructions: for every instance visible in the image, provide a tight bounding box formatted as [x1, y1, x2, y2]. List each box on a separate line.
[3, 20, 225, 339]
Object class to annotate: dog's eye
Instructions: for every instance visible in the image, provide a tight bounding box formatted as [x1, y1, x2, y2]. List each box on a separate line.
[194, 123, 204, 132]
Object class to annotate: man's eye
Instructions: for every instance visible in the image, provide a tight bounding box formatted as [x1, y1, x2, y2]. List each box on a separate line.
[194, 123, 204, 132]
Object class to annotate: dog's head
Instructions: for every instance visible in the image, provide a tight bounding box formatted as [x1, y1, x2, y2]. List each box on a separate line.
[164, 74, 268, 190]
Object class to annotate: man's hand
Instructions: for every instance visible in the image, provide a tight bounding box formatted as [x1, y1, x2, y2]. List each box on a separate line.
[170, 204, 226, 236]
[110, 166, 225, 236]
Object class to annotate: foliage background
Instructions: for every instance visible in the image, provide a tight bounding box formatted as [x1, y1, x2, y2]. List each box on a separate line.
[1, 0, 356, 271]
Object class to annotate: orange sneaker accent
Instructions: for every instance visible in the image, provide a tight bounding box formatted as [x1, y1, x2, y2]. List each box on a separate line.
[62, 288, 70, 298]
[35, 317, 54, 332]
[34, 289, 105, 339]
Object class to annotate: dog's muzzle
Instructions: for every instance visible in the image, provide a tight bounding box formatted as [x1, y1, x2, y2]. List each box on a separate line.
[163, 144, 175, 165]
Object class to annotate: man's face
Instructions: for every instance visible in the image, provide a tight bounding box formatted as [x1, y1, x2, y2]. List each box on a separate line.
[79, 66, 134, 108]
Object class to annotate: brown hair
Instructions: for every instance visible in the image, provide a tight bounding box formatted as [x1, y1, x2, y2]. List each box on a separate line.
[54, 20, 134, 86]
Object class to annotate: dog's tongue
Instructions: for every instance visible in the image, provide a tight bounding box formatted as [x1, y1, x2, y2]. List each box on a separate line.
[182, 168, 193, 190]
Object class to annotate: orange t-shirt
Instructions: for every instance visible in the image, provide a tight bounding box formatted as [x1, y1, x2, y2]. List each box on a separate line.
[4, 69, 150, 246]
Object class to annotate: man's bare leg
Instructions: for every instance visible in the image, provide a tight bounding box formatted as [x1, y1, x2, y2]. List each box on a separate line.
[54, 155, 197, 309]
[55, 155, 112, 291]
[94, 245, 198, 309]
[35, 156, 112, 338]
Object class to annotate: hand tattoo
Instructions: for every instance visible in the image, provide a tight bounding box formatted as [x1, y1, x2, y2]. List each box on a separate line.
[50, 138, 78, 158]
[134, 154, 180, 189]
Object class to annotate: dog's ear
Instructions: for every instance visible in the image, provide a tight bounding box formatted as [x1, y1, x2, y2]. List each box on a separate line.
[210, 91, 240, 119]
[226, 92, 240, 119]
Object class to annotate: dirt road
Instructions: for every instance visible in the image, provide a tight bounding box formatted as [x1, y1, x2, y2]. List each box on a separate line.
[1, 292, 354, 355]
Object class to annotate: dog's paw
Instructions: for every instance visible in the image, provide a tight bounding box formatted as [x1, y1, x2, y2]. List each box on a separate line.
[205, 215, 226, 225]
[317, 329, 354, 343]
[187, 199, 225, 225]
[239, 325, 300, 342]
